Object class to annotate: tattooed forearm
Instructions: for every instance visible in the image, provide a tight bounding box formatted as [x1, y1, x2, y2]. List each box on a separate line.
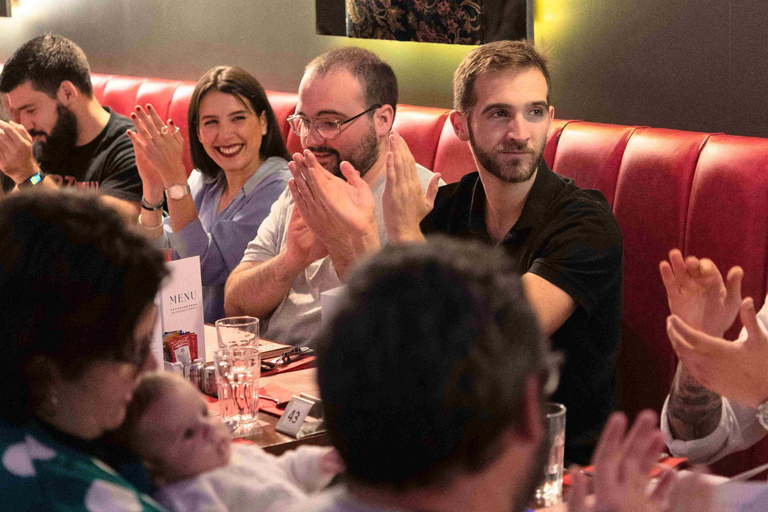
[667, 362, 723, 440]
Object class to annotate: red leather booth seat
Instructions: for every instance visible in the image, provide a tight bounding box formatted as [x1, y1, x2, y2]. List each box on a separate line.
[4, 70, 766, 475]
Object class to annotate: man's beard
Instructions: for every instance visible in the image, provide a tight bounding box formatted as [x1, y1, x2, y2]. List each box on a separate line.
[468, 123, 543, 184]
[32, 103, 79, 162]
[511, 427, 550, 512]
[307, 123, 380, 179]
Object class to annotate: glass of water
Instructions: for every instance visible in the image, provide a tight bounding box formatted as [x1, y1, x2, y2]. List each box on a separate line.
[215, 316, 259, 349]
[533, 402, 566, 507]
[213, 347, 260, 437]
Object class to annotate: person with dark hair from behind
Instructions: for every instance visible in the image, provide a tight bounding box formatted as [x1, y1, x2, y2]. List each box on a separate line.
[0, 189, 167, 510]
[296, 237, 690, 512]
[0, 34, 143, 218]
[301, 237, 553, 512]
[385, 39, 623, 465]
[129, 66, 290, 323]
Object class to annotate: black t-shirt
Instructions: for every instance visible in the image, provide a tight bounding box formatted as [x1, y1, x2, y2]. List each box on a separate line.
[36, 108, 141, 203]
[421, 161, 623, 465]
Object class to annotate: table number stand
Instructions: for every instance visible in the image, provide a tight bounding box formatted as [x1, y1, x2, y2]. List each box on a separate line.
[275, 393, 326, 438]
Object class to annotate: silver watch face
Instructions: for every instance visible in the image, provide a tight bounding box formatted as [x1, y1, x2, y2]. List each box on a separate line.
[758, 402, 768, 431]
[165, 184, 190, 200]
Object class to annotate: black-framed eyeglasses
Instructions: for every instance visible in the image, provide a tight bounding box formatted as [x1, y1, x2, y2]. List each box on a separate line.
[287, 104, 382, 140]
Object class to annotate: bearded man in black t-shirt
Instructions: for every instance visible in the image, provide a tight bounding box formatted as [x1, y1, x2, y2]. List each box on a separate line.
[381, 40, 623, 465]
[0, 35, 141, 218]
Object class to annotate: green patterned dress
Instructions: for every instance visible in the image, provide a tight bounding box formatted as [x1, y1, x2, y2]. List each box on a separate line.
[0, 419, 166, 511]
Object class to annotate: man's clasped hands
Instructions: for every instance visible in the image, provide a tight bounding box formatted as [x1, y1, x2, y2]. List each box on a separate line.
[283, 131, 440, 279]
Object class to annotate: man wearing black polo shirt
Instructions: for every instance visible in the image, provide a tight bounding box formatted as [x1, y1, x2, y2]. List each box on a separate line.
[0, 35, 141, 218]
[385, 40, 622, 465]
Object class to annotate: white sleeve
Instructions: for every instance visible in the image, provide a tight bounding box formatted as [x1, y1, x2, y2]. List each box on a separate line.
[661, 296, 768, 463]
[153, 477, 229, 512]
[661, 395, 766, 464]
[240, 187, 291, 264]
[273, 445, 338, 494]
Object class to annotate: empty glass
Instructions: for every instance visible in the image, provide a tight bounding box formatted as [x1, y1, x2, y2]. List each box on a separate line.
[215, 316, 259, 349]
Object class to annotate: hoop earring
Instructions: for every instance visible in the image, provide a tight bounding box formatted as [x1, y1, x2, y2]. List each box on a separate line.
[39, 391, 59, 419]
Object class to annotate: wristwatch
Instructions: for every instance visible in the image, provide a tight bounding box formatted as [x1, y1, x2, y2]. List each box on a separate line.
[164, 183, 191, 200]
[18, 171, 45, 188]
[757, 399, 768, 430]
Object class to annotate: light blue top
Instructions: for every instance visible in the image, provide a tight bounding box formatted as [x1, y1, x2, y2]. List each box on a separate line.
[157, 156, 290, 323]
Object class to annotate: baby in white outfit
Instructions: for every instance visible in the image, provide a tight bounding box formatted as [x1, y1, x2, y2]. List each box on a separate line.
[118, 372, 342, 512]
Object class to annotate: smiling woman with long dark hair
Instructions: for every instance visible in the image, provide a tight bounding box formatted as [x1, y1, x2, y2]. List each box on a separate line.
[129, 66, 290, 323]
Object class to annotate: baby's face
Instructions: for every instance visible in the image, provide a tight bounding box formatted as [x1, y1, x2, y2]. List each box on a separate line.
[136, 378, 231, 483]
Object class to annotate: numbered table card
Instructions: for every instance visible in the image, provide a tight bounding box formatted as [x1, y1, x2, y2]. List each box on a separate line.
[276, 395, 326, 438]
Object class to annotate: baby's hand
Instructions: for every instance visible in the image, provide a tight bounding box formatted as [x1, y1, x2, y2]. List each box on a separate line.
[319, 448, 345, 475]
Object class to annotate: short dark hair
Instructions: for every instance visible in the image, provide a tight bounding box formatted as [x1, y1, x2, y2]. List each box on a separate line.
[0, 189, 167, 424]
[0, 34, 94, 97]
[453, 40, 550, 112]
[316, 237, 553, 489]
[307, 47, 398, 116]
[188, 66, 291, 179]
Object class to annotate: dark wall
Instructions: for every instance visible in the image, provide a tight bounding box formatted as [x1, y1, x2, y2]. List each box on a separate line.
[1, 0, 767, 137]
[536, 0, 768, 137]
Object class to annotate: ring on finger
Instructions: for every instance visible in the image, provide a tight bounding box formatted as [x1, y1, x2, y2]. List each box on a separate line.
[161, 126, 169, 135]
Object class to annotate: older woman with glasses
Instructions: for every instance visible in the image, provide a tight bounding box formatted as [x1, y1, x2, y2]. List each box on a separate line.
[0, 189, 167, 511]
[129, 66, 291, 323]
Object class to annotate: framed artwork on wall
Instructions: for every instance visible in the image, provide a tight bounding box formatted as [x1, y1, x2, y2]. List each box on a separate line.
[316, 0, 531, 44]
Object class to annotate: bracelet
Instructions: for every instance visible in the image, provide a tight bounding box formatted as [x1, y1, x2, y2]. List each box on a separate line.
[141, 196, 164, 211]
[137, 213, 164, 231]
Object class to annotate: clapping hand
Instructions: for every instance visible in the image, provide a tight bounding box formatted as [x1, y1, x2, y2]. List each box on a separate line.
[667, 297, 768, 408]
[284, 205, 329, 272]
[127, 104, 186, 190]
[382, 131, 440, 243]
[569, 411, 671, 512]
[660, 249, 743, 336]
[0, 120, 38, 183]
[288, 150, 378, 249]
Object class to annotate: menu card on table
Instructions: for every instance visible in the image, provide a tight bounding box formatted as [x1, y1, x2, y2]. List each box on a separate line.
[150, 256, 206, 371]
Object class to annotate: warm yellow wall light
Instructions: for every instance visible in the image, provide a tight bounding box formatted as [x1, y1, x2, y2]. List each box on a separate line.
[534, 0, 567, 45]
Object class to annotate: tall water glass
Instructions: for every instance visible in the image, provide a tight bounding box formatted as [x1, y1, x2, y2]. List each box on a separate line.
[213, 347, 260, 436]
[533, 402, 566, 507]
[215, 316, 259, 349]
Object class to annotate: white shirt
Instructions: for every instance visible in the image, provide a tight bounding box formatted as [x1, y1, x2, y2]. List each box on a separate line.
[240, 165, 439, 345]
[661, 297, 768, 464]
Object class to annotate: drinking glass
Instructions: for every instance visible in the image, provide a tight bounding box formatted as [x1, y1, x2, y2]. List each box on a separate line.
[533, 402, 566, 507]
[215, 316, 259, 349]
[213, 347, 260, 436]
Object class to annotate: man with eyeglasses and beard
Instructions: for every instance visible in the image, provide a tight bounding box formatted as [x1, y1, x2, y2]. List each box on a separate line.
[0, 35, 141, 218]
[225, 47, 441, 345]
[385, 41, 623, 466]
